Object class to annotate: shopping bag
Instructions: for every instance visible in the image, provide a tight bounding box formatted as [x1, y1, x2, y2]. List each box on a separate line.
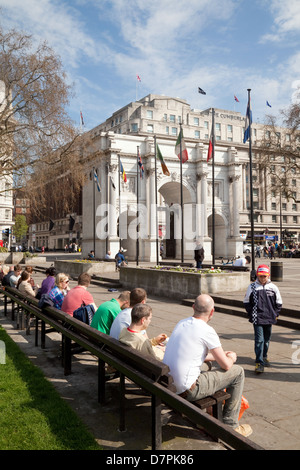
[239, 395, 250, 420]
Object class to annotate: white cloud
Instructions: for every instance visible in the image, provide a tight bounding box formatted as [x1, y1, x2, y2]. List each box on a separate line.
[260, 0, 300, 42]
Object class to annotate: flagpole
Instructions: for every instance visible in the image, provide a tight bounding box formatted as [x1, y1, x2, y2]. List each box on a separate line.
[247, 89, 255, 274]
[154, 136, 159, 265]
[118, 155, 122, 251]
[106, 162, 109, 256]
[93, 166, 96, 256]
[180, 123, 184, 263]
[212, 108, 215, 265]
[136, 146, 139, 266]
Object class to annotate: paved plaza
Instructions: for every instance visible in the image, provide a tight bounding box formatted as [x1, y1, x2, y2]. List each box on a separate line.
[1, 254, 300, 450]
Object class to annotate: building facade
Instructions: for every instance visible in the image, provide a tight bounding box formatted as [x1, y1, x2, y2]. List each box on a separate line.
[28, 94, 300, 260]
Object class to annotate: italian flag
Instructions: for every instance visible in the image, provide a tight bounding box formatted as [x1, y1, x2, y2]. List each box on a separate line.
[156, 144, 170, 176]
[175, 128, 188, 163]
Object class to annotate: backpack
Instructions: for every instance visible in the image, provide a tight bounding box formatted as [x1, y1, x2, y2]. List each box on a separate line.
[38, 294, 55, 309]
[73, 304, 95, 325]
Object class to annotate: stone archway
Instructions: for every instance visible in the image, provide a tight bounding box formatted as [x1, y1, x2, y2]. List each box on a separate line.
[158, 180, 193, 259]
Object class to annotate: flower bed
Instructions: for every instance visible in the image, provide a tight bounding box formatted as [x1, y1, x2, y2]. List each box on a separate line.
[120, 266, 250, 300]
[54, 259, 116, 278]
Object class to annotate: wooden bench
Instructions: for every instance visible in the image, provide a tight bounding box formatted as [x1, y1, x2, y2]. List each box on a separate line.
[0, 286, 262, 450]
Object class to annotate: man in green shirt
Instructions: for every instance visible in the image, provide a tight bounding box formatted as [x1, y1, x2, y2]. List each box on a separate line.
[91, 291, 130, 334]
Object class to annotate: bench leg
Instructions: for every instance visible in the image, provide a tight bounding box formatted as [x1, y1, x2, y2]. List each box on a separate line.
[151, 394, 162, 450]
[119, 373, 126, 432]
[41, 320, 46, 349]
[63, 335, 72, 375]
[98, 359, 106, 404]
[35, 317, 39, 346]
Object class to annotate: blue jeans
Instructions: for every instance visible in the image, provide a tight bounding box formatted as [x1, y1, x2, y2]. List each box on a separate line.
[196, 261, 202, 268]
[253, 324, 272, 365]
[185, 365, 245, 429]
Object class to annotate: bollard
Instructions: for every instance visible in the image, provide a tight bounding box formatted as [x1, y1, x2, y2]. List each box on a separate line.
[270, 261, 283, 282]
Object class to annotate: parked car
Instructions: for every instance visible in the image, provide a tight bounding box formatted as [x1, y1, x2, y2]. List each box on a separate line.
[243, 243, 252, 253]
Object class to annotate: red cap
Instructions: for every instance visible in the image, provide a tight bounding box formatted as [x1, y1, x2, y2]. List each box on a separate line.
[257, 265, 270, 276]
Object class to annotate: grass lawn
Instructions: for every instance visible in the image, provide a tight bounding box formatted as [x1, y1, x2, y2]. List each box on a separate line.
[0, 326, 101, 450]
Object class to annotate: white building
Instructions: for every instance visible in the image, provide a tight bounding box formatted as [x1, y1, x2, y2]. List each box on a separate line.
[28, 94, 299, 260]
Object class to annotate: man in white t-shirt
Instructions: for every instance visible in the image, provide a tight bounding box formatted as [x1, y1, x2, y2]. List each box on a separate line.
[163, 294, 252, 438]
[233, 256, 250, 267]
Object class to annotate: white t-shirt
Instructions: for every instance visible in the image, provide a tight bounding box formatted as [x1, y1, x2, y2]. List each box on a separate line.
[163, 316, 221, 394]
[109, 308, 132, 339]
[233, 258, 246, 267]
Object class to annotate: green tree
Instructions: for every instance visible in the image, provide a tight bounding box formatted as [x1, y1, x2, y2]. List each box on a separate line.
[13, 215, 28, 243]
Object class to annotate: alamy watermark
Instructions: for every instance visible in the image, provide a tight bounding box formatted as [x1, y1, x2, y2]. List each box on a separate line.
[291, 340, 300, 365]
[95, 202, 207, 248]
[0, 340, 5, 364]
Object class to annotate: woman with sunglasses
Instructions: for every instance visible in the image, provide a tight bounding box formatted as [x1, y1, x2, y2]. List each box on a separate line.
[48, 273, 70, 310]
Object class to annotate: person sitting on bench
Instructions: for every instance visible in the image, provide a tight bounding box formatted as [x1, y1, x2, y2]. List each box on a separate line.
[119, 304, 167, 361]
[163, 294, 252, 438]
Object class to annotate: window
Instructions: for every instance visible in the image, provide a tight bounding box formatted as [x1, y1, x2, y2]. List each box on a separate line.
[283, 215, 287, 223]
[293, 216, 298, 224]
[147, 124, 154, 133]
[216, 123, 221, 131]
[253, 188, 258, 197]
[194, 130, 200, 138]
[292, 203, 297, 211]
[282, 203, 287, 211]
[171, 127, 177, 136]
[165, 126, 169, 135]
[272, 215, 277, 223]
[178, 116, 181, 123]
[147, 110, 153, 119]
[131, 123, 138, 132]
[227, 124, 233, 133]
[5, 209, 10, 220]
[194, 117, 199, 126]
[163, 114, 167, 121]
[170, 114, 175, 123]
[292, 179, 297, 186]
[272, 202, 276, 210]
[204, 121, 209, 129]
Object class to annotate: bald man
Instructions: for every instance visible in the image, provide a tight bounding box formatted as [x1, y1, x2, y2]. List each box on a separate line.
[164, 294, 252, 437]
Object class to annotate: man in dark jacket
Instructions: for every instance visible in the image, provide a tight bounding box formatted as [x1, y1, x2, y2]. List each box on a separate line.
[194, 242, 204, 269]
[243, 264, 282, 374]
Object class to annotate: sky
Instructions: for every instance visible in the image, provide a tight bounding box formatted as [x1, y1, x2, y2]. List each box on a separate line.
[0, 0, 300, 131]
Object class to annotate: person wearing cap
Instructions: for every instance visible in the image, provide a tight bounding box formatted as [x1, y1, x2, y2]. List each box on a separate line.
[243, 264, 282, 374]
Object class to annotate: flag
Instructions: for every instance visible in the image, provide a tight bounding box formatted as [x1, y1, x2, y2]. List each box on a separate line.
[49, 219, 54, 231]
[175, 128, 188, 163]
[266, 101, 272, 107]
[207, 132, 213, 163]
[243, 96, 252, 144]
[138, 151, 144, 179]
[198, 87, 206, 95]
[137, 74, 141, 82]
[234, 95, 239, 102]
[80, 111, 84, 126]
[94, 169, 101, 192]
[120, 161, 127, 182]
[156, 144, 170, 176]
